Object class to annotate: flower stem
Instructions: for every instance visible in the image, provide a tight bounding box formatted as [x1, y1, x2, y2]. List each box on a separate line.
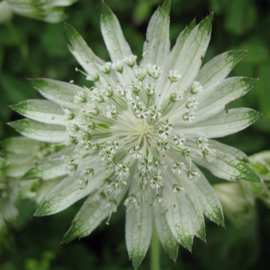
[150, 223, 160, 270]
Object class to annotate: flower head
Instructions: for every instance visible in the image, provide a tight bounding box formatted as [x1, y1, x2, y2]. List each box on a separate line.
[0, 137, 59, 230]
[0, 0, 77, 23]
[9, 0, 260, 267]
[214, 151, 270, 227]
[0, 156, 18, 231]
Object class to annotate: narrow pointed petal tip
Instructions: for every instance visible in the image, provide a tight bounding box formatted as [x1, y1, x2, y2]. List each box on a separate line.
[210, 210, 225, 226]
[34, 206, 47, 217]
[197, 227, 206, 242]
[248, 109, 261, 124]
[199, 12, 213, 33]
[22, 168, 39, 180]
[230, 50, 248, 61]
[63, 22, 80, 43]
[180, 235, 193, 252]
[167, 246, 179, 261]
[101, 1, 113, 19]
[29, 78, 48, 89]
[63, 22, 73, 34]
[62, 226, 78, 243]
[161, 0, 171, 14]
[131, 256, 144, 270]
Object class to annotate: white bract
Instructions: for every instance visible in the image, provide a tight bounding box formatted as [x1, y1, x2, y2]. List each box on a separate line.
[10, 0, 260, 268]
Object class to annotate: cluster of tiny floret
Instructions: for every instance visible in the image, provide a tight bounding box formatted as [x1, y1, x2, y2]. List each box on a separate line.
[61, 54, 217, 215]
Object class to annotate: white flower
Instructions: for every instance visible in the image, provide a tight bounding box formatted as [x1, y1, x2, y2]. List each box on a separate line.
[9, 0, 260, 268]
[213, 150, 270, 227]
[0, 156, 18, 231]
[0, 0, 78, 23]
[0, 137, 59, 230]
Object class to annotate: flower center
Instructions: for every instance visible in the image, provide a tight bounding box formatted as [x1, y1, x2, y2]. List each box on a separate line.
[112, 110, 155, 148]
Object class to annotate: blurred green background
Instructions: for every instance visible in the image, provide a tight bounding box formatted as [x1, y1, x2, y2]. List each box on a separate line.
[0, 0, 270, 269]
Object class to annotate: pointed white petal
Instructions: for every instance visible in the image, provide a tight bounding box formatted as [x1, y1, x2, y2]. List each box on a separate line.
[191, 165, 224, 225]
[9, 119, 66, 143]
[157, 20, 196, 101]
[30, 78, 82, 109]
[64, 24, 105, 74]
[1, 150, 34, 164]
[154, 202, 179, 260]
[44, 0, 78, 8]
[159, 14, 212, 104]
[142, 0, 170, 66]
[176, 108, 260, 137]
[35, 172, 106, 216]
[63, 198, 109, 243]
[101, 3, 133, 62]
[3, 160, 34, 178]
[23, 158, 66, 180]
[126, 197, 153, 269]
[195, 77, 256, 122]
[62, 183, 128, 243]
[191, 140, 260, 182]
[208, 139, 247, 160]
[196, 50, 247, 89]
[0, 137, 40, 154]
[164, 173, 205, 250]
[11, 100, 66, 125]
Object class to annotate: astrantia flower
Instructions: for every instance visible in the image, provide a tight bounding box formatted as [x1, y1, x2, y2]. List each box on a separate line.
[0, 137, 60, 230]
[213, 182, 256, 227]
[0, 0, 77, 23]
[0, 156, 18, 231]
[214, 151, 270, 227]
[10, 0, 260, 267]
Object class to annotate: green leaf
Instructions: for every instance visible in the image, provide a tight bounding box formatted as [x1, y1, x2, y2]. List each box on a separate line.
[9, 119, 66, 143]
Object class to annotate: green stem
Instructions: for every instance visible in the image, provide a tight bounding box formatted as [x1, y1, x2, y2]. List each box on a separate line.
[150, 223, 160, 270]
